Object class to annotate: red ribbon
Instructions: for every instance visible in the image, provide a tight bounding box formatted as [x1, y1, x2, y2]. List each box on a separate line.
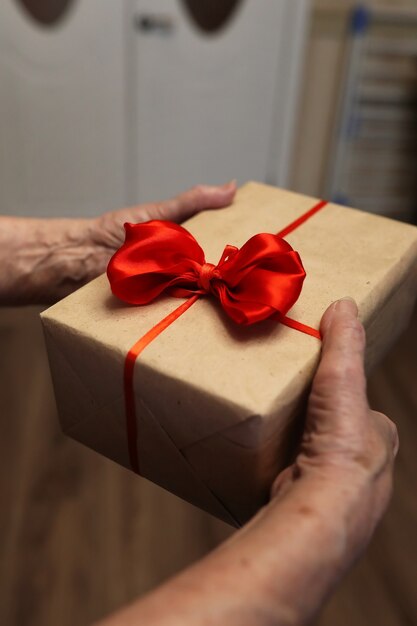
[108, 222, 308, 325]
[107, 199, 328, 473]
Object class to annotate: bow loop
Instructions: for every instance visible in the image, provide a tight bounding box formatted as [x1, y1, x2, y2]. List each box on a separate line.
[107, 220, 306, 325]
[218, 244, 239, 265]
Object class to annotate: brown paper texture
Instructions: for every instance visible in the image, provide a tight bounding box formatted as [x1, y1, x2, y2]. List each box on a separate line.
[41, 183, 417, 526]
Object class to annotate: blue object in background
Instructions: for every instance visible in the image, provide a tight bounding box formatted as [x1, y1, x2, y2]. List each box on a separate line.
[332, 194, 351, 206]
[351, 5, 371, 36]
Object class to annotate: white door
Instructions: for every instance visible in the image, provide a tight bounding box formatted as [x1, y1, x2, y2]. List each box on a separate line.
[130, 0, 309, 203]
[0, 0, 128, 217]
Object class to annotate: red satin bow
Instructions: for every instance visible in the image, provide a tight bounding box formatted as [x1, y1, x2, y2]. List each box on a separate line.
[107, 220, 306, 325]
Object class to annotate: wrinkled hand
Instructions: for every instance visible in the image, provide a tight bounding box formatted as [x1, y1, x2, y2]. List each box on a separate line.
[83, 182, 236, 287]
[272, 297, 398, 552]
[0, 182, 236, 305]
[96, 298, 399, 626]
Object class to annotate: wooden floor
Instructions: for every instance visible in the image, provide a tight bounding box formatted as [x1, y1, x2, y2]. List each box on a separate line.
[0, 305, 416, 626]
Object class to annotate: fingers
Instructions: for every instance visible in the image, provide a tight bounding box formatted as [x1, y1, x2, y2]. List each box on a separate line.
[158, 180, 237, 222]
[314, 297, 368, 411]
[287, 297, 398, 555]
[305, 298, 399, 471]
[93, 181, 237, 254]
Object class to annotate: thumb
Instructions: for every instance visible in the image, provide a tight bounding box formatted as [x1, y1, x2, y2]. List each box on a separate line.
[311, 298, 368, 422]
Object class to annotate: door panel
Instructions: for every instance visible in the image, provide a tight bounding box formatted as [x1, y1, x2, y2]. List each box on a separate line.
[0, 1, 127, 217]
[132, 0, 308, 203]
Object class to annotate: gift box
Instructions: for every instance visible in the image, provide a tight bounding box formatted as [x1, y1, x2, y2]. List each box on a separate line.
[41, 183, 417, 526]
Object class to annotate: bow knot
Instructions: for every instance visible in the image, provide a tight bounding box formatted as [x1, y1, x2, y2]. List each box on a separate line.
[107, 220, 306, 326]
[198, 263, 218, 293]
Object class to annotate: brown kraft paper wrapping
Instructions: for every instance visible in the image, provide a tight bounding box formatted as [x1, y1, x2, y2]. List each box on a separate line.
[41, 183, 417, 526]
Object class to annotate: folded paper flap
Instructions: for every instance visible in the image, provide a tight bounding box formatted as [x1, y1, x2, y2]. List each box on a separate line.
[135, 395, 239, 525]
[179, 405, 306, 523]
[180, 407, 298, 453]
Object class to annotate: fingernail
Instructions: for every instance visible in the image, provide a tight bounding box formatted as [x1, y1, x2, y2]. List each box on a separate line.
[224, 179, 237, 188]
[335, 296, 358, 316]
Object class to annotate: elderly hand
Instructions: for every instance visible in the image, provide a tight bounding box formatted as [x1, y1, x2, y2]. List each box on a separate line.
[98, 298, 398, 626]
[272, 297, 398, 546]
[0, 182, 236, 305]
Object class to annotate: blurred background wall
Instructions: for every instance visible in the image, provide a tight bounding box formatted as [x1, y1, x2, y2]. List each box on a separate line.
[0, 0, 309, 215]
[293, 0, 417, 222]
[1, 0, 416, 221]
[0, 1, 417, 625]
